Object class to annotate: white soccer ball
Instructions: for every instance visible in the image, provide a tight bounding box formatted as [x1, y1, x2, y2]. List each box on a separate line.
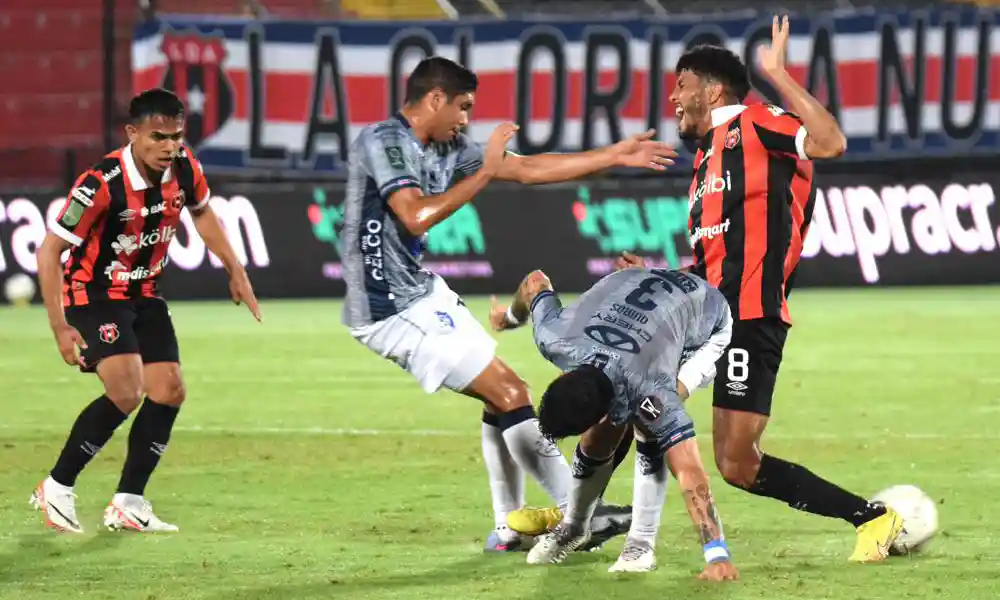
[871, 484, 939, 555]
[4, 273, 37, 306]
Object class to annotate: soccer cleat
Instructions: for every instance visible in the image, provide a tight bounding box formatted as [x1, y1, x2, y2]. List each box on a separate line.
[507, 506, 562, 536]
[609, 538, 656, 572]
[484, 525, 531, 553]
[526, 522, 590, 565]
[581, 503, 632, 551]
[849, 507, 904, 563]
[29, 477, 84, 534]
[103, 493, 178, 533]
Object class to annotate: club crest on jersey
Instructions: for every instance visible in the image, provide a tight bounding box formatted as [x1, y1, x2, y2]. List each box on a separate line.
[98, 323, 120, 344]
[434, 311, 455, 331]
[725, 128, 741, 150]
[171, 189, 186, 211]
[159, 31, 234, 148]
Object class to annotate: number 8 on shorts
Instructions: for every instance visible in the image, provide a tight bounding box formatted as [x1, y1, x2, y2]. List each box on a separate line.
[712, 318, 789, 417]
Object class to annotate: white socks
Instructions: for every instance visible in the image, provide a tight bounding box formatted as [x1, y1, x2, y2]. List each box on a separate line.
[499, 413, 572, 510]
[481, 416, 525, 528]
[628, 440, 668, 545]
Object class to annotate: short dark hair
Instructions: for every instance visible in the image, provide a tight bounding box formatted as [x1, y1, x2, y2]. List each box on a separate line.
[404, 56, 478, 105]
[538, 365, 615, 440]
[129, 88, 185, 124]
[675, 45, 751, 102]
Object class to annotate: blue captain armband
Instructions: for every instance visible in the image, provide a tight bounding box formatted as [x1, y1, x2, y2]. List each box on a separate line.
[704, 539, 731, 564]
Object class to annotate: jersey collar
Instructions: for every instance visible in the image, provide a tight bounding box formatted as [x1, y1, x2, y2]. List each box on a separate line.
[122, 143, 174, 191]
[711, 104, 747, 128]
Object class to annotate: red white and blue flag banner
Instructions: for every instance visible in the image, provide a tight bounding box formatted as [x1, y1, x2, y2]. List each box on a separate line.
[132, 9, 1000, 174]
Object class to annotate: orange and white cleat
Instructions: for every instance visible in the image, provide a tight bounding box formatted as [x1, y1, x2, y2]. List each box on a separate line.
[29, 477, 84, 534]
[103, 493, 178, 533]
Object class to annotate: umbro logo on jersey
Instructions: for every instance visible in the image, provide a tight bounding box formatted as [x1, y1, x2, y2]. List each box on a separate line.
[726, 381, 748, 391]
[119, 209, 137, 222]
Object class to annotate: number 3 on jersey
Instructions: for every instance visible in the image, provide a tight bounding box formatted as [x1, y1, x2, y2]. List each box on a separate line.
[727, 348, 750, 383]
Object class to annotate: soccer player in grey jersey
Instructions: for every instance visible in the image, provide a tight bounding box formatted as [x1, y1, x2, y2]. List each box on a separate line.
[340, 56, 678, 551]
[490, 268, 739, 580]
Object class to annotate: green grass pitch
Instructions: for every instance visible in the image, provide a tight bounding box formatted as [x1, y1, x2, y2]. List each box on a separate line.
[1, 287, 999, 600]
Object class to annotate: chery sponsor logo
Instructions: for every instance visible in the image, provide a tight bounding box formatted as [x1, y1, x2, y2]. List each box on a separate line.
[0, 195, 270, 275]
[801, 182, 999, 283]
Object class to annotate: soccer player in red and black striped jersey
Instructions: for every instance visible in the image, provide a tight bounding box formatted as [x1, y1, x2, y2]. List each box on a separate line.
[624, 16, 904, 562]
[29, 88, 260, 534]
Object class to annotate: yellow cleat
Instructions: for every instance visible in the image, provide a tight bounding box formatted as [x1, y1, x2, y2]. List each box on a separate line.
[849, 508, 904, 563]
[507, 507, 563, 536]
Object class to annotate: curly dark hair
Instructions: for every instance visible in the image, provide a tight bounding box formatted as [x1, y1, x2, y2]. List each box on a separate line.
[675, 45, 751, 102]
[538, 365, 616, 440]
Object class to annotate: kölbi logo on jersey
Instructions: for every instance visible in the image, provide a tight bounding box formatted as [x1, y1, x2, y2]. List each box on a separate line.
[690, 171, 733, 206]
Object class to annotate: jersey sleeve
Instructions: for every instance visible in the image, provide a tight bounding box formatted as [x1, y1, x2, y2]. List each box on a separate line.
[454, 133, 485, 178]
[677, 288, 733, 395]
[752, 105, 809, 160]
[363, 128, 422, 198]
[530, 291, 570, 364]
[185, 148, 212, 210]
[50, 171, 111, 247]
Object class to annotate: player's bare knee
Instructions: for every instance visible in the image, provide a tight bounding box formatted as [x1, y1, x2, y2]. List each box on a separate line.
[145, 364, 186, 407]
[103, 376, 144, 413]
[490, 377, 532, 413]
[715, 450, 760, 489]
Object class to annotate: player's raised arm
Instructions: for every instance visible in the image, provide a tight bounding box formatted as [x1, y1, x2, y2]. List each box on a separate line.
[495, 130, 678, 184]
[489, 269, 556, 332]
[757, 15, 846, 159]
[385, 123, 517, 237]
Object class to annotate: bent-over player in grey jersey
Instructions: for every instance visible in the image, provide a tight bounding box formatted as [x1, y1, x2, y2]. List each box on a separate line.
[339, 56, 678, 553]
[490, 268, 739, 580]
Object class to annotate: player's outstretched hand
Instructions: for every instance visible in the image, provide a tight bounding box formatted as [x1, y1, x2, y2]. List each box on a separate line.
[488, 296, 517, 332]
[482, 122, 519, 177]
[757, 15, 790, 78]
[52, 323, 87, 367]
[614, 251, 646, 271]
[229, 268, 262, 322]
[612, 129, 678, 170]
[698, 560, 739, 582]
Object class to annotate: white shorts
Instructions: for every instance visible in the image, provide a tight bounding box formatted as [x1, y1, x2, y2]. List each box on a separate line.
[349, 277, 497, 394]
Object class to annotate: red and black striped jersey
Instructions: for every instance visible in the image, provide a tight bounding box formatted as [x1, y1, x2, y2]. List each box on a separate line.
[51, 144, 211, 307]
[687, 103, 817, 325]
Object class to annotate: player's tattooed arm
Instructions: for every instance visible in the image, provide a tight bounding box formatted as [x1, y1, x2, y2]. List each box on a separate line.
[489, 270, 553, 332]
[682, 484, 726, 545]
[666, 440, 727, 545]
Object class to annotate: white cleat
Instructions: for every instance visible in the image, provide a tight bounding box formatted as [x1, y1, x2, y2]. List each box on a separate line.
[526, 522, 590, 565]
[103, 493, 179, 533]
[29, 477, 84, 534]
[609, 538, 656, 572]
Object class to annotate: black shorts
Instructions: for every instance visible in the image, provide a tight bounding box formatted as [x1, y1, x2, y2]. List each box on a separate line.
[64, 297, 180, 373]
[712, 317, 789, 416]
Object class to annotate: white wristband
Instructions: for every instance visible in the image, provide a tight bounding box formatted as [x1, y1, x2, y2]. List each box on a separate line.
[504, 306, 523, 327]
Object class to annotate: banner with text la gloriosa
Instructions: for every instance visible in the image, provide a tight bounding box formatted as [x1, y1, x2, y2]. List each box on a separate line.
[132, 8, 1000, 175]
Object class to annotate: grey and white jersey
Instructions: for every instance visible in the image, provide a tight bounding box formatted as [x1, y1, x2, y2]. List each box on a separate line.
[341, 114, 484, 327]
[531, 268, 730, 428]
